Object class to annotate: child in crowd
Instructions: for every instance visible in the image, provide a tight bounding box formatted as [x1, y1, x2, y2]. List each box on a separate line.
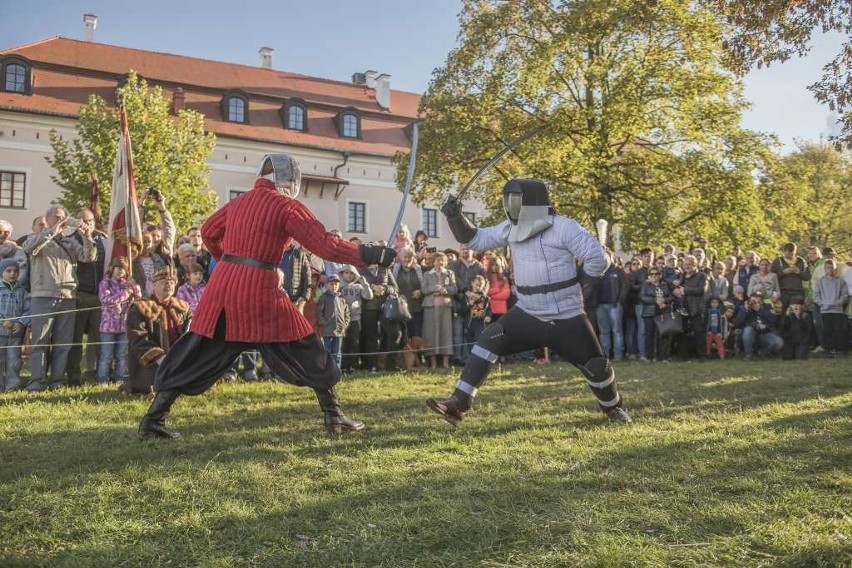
[0, 258, 29, 391]
[97, 256, 141, 385]
[392, 224, 413, 254]
[338, 264, 373, 372]
[722, 301, 740, 356]
[731, 285, 747, 311]
[705, 296, 727, 359]
[465, 274, 491, 347]
[176, 262, 206, 313]
[781, 298, 812, 360]
[316, 274, 350, 368]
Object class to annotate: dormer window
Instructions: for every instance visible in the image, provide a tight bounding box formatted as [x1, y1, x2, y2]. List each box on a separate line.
[220, 92, 249, 124]
[281, 99, 307, 131]
[335, 109, 361, 138]
[1, 57, 32, 94]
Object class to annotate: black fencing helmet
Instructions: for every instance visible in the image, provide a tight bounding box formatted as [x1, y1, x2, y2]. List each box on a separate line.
[502, 179, 552, 223]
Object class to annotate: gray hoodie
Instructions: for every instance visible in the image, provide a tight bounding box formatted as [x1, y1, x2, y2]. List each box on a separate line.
[814, 275, 849, 313]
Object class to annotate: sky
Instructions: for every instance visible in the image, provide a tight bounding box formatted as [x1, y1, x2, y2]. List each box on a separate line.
[0, 0, 845, 153]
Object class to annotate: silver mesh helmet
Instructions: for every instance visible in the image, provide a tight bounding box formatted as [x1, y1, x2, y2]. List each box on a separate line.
[259, 153, 302, 198]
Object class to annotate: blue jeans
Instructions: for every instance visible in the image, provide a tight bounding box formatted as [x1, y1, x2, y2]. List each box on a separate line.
[596, 303, 624, 359]
[323, 336, 342, 368]
[97, 332, 128, 383]
[0, 334, 23, 391]
[634, 304, 646, 357]
[742, 327, 784, 356]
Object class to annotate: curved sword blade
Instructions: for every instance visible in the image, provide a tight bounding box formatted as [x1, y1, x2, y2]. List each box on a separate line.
[388, 121, 419, 244]
[456, 123, 549, 201]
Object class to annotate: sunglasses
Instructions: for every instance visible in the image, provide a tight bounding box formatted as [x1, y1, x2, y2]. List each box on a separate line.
[649, 272, 661, 275]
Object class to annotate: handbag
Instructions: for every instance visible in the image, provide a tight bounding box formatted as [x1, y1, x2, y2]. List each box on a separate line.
[654, 308, 683, 336]
[381, 295, 412, 322]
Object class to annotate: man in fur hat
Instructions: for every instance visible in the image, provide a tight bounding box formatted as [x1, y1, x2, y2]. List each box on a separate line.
[138, 153, 395, 439]
[125, 265, 191, 395]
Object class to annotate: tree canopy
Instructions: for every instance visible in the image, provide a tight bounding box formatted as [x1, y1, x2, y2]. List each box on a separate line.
[762, 141, 852, 255]
[403, 0, 784, 252]
[47, 71, 218, 230]
[712, 0, 852, 146]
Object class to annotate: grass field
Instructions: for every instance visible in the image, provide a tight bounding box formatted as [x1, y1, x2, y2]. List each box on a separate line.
[1, 358, 850, 567]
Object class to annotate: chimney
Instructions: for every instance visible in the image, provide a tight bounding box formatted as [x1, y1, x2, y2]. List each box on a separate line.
[351, 72, 367, 85]
[83, 14, 98, 42]
[364, 70, 378, 89]
[171, 87, 185, 115]
[259, 46, 273, 69]
[375, 74, 391, 110]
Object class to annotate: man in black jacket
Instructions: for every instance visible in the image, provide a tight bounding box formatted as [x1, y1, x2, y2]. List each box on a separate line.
[736, 291, 784, 359]
[595, 251, 629, 360]
[67, 208, 106, 386]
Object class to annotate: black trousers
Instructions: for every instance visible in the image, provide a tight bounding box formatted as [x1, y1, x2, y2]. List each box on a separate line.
[458, 306, 621, 409]
[360, 309, 381, 369]
[155, 314, 340, 395]
[823, 312, 848, 352]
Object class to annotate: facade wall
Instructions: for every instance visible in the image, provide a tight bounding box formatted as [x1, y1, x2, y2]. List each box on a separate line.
[0, 110, 483, 249]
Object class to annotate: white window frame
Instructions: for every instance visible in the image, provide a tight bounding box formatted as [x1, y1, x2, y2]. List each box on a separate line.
[422, 207, 438, 238]
[0, 167, 28, 210]
[346, 199, 368, 234]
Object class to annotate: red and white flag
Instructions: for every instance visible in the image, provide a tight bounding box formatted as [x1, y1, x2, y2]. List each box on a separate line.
[105, 105, 143, 268]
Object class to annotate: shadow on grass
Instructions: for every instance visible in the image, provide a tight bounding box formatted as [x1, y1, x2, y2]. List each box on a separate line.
[1, 361, 850, 566]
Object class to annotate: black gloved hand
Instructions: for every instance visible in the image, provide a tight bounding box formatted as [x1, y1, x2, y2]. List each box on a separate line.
[360, 245, 396, 268]
[440, 194, 463, 219]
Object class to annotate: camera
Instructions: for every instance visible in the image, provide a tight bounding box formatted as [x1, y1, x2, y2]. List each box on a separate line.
[65, 217, 82, 229]
[146, 187, 163, 202]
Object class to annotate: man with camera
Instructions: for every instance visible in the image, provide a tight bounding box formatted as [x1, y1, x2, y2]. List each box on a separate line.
[735, 291, 784, 360]
[66, 207, 107, 386]
[22, 205, 98, 390]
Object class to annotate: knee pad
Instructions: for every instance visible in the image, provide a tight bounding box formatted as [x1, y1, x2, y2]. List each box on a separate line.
[469, 321, 508, 364]
[578, 356, 613, 386]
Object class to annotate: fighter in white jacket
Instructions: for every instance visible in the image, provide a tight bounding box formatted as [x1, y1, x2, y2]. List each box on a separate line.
[427, 179, 632, 424]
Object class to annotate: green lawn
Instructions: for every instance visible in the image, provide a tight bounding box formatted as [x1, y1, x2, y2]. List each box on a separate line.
[1, 358, 850, 567]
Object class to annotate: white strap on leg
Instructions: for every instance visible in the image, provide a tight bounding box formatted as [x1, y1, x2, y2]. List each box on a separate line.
[455, 380, 478, 397]
[471, 345, 498, 363]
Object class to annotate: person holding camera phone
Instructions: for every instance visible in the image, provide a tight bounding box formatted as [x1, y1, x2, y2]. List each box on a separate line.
[66, 207, 108, 386]
[132, 188, 176, 297]
[22, 205, 98, 390]
[735, 291, 784, 360]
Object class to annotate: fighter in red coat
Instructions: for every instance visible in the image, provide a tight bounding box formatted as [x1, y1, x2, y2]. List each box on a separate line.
[138, 153, 395, 439]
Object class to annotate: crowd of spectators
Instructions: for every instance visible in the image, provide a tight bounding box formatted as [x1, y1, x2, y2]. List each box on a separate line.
[1, 197, 850, 395]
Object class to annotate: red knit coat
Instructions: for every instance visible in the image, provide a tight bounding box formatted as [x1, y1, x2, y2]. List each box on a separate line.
[191, 178, 364, 342]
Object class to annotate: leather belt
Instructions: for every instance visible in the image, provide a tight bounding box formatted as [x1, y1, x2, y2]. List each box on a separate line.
[221, 254, 278, 272]
[515, 276, 579, 295]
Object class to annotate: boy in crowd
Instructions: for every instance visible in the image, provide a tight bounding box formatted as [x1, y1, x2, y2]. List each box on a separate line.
[317, 274, 350, 368]
[338, 264, 373, 372]
[781, 298, 812, 360]
[0, 258, 29, 391]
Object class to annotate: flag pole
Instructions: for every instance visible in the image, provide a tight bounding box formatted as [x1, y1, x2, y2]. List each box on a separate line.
[121, 102, 133, 273]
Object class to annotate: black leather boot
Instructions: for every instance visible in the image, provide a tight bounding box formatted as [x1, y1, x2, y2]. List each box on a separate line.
[426, 395, 468, 427]
[314, 387, 365, 435]
[138, 390, 182, 439]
